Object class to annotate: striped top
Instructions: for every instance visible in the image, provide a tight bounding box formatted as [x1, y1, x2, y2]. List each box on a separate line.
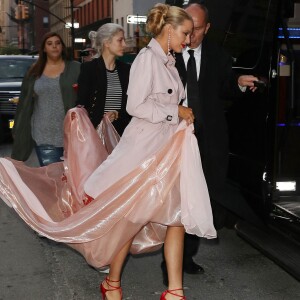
[104, 68, 122, 112]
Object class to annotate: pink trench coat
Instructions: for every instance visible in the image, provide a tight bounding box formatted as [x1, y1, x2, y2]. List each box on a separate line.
[0, 39, 216, 268]
[85, 38, 183, 197]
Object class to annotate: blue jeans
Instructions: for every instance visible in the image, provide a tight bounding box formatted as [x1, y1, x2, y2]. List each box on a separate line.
[35, 145, 64, 166]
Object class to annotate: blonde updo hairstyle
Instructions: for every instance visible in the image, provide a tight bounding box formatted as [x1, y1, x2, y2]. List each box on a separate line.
[146, 3, 192, 37]
[89, 23, 124, 55]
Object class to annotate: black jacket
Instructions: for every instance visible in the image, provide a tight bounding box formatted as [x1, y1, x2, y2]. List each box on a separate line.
[175, 39, 242, 200]
[77, 56, 131, 135]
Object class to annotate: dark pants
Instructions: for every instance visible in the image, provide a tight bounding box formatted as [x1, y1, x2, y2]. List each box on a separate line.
[183, 199, 238, 262]
[35, 145, 64, 166]
[183, 233, 200, 263]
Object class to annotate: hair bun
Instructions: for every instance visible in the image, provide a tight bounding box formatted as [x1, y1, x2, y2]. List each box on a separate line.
[88, 31, 97, 40]
[146, 3, 170, 36]
[160, 4, 169, 24]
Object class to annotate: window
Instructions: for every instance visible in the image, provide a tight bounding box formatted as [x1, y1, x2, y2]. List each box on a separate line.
[127, 23, 130, 38]
[43, 16, 49, 28]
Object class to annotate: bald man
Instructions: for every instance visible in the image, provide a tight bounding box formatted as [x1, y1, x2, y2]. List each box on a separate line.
[161, 2, 258, 285]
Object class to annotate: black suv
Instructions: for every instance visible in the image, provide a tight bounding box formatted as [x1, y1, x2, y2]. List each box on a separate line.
[0, 55, 37, 143]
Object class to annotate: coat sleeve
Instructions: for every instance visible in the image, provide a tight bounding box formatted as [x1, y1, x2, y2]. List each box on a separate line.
[77, 62, 92, 106]
[12, 73, 33, 136]
[11, 73, 35, 161]
[114, 63, 132, 135]
[60, 60, 81, 111]
[126, 50, 178, 124]
[218, 48, 243, 99]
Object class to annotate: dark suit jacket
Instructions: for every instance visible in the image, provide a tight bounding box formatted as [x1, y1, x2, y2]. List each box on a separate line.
[77, 56, 131, 135]
[176, 39, 242, 200]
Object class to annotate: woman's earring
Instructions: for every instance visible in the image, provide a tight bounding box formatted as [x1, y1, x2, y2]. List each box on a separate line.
[167, 30, 171, 56]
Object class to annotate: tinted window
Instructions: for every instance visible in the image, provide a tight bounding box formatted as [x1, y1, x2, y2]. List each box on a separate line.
[0, 59, 35, 79]
[222, 0, 279, 69]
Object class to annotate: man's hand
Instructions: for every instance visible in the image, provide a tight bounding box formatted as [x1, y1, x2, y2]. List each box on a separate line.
[238, 75, 260, 92]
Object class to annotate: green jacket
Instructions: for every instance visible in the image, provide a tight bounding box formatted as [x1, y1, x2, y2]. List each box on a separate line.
[11, 60, 81, 161]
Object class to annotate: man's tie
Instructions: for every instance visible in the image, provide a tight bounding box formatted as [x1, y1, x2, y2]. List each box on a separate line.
[186, 49, 201, 132]
[186, 49, 199, 111]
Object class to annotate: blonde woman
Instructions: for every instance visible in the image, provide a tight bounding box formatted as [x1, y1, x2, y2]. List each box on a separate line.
[0, 5, 216, 300]
[83, 4, 203, 300]
[77, 23, 131, 135]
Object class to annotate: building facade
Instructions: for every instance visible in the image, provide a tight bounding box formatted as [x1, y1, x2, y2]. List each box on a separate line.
[46, 0, 161, 57]
[113, 0, 158, 51]
[0, 0, 49, 53]
[113, 0, 158, 37]
[31, 0, 50, 51]
[48, 0, 112, 58]
[0, 0, 18, 49]
[73, 0, 112, 50]
[49, 0, 72, 50]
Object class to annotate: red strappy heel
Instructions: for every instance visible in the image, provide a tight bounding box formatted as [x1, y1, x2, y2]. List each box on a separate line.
[160, 288, 186, 300]
[100, 276, 122, 300]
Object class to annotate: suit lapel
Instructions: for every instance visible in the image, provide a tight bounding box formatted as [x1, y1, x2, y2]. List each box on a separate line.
[196, 40, 209, 134]
[199, 40, 208, 88]
[95, 57, 107, 89]
[94, 57, 107, 115]
[175, 53, 187, 87]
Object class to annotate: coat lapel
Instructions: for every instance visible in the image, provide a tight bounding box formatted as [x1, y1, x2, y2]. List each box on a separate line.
[95, 57, 107, 90]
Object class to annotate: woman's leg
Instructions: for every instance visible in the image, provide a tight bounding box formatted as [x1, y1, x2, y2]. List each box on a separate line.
[102, 237, 134, 300]
[35, 145, 64, 166]
[164, 226, 185, 298]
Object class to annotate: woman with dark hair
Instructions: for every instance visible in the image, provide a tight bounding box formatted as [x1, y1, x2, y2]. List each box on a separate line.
[77, 23, 131, 135]
[11, 32, 80, 166]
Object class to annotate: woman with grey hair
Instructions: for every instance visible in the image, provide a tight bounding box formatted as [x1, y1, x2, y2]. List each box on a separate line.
[77, 23, 131, 135]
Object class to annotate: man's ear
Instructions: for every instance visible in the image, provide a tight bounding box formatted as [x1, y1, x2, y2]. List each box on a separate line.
[205, 22, 211, 34]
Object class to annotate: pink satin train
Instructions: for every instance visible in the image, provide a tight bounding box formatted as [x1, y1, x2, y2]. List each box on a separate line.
[0, 107, 216, 268]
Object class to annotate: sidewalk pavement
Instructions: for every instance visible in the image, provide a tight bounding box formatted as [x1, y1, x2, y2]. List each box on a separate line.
[1, 198, 299, 300]
[0, 143, 299, 299]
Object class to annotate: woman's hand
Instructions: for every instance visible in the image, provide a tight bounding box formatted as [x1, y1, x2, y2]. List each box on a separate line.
[104, 110, 119, 122]
[178, 105, 194, 126]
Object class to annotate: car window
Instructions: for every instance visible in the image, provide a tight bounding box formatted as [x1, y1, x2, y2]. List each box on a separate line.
[0, 59, 35, 79]
[222, 0, 278, 70]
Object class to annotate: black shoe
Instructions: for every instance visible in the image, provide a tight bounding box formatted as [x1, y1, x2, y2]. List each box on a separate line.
[183, 260, 204, 274]
[161, 259, 204, 286]
[160, 261, 168, 286]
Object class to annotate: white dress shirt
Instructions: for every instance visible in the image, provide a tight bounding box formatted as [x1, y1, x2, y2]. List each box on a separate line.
[181, 44, 246, 107]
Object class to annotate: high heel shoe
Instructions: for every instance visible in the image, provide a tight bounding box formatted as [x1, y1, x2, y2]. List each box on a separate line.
[100, 276, 122, 300]
[160, 288, 186, 300]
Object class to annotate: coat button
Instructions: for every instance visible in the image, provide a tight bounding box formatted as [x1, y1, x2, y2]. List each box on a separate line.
[168, 89, 172, 94]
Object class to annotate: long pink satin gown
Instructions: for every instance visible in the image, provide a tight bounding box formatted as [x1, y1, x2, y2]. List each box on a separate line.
[0, 39, 216, 268]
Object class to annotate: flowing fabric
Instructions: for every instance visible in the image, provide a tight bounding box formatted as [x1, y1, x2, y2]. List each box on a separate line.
[0, 107, 216, 268]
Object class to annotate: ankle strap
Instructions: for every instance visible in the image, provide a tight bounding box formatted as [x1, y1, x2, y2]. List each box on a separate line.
[167, 289, 186, 299]
[105, 277, 121, 289]
[106, 277, 120, 283]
